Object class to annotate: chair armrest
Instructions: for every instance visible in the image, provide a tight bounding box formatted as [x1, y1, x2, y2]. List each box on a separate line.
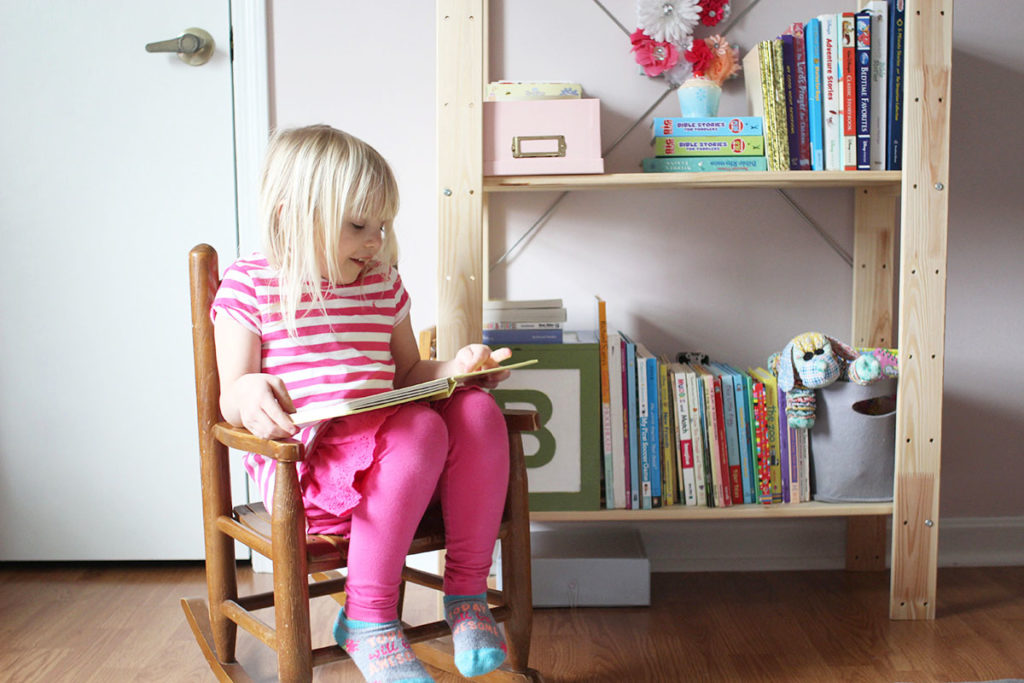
[212, 422, 304, 463]
[501, 408, 539, 433]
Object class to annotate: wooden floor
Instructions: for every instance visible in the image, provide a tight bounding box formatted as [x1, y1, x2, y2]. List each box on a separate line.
[1, 563, 1022, 682]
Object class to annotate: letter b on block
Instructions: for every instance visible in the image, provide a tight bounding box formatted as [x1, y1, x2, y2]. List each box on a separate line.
[491, 388, 555, 469]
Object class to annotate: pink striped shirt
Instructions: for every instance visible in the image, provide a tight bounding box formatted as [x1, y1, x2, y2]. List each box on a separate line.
[211, 253, 410, 508]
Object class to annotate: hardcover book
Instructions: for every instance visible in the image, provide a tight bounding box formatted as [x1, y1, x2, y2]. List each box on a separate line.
[291, 359, 538, 425]
[782, 23, 812, 170]
[804, 17, 825, 170]
[840, 12, 858, 171]
[887, 0, 906, 170]
[866, 1, 889, 170]
[820, 14, 843, 171]
[743, 40, 790, 171]
[855, 10, 873, 170]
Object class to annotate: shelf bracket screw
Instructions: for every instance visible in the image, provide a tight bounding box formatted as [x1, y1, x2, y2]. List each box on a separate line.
[443, 188, 453, 196]
[934, 183, 944, 191]
[924, 519, 934, 527]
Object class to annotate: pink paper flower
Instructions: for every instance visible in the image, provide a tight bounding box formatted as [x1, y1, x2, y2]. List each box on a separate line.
[630, 28, 680, 78]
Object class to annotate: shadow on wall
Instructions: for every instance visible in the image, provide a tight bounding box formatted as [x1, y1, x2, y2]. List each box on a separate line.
[941, 49, 1024, 518]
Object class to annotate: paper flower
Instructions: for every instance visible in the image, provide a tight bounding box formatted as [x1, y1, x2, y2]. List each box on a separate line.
[698, 0, 730, 27]
[682, 34, 740, 86]
[630, 28, 680, 77]
[636, 0, 702, 45]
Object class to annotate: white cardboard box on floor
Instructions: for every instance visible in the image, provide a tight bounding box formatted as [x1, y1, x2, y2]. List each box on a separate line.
[530, 527, 650, 607]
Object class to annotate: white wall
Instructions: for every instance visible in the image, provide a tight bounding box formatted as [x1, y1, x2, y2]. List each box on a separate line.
[267, 0, 1024, 531]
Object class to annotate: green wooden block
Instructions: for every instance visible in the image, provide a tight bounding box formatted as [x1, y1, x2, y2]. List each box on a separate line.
[490, 343, 601, 511]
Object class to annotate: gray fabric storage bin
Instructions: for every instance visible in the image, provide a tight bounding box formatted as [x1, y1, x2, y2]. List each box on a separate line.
[810, 378, 897, 503]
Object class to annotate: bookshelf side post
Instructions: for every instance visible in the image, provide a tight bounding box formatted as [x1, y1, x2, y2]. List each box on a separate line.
[890, 0, 953, 621]
[437, 0, 486, 359]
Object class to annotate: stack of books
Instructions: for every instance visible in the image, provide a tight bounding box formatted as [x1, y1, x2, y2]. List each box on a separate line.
[644, 116, 767, 173]
[743, 0, 905, 171]
[482, 299, 567, 345]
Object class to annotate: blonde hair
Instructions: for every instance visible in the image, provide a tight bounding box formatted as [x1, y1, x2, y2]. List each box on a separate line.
[259, 125, 400, 335]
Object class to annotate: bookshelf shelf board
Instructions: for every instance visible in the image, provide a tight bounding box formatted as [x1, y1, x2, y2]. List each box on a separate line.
[484, 170, 902, 192]
[530, 501, 893, 522]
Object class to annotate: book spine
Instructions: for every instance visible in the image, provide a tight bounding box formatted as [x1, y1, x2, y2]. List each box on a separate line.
[483, 307, 567, 323]
[777, 388, 791, 503]
[841, 12, 858, 171]
[653, 136, 765, 157]
[789, 23, 812, 170]
[637, 357, 652, 510]
[624, 338, 639, 510]
[673, 370, 696, 505]
[483, 321, 564, 330]
[887, 0, 905, 170]
[821, 15, 843, 171]
[757, 40, 786, 172]
[485, 81, 583, 100]
[652, 116, 764, 137]
[732, 373, 754, 505]
[750, 379, 771, 504]
[779, 34, 800, 170]
[770, 40, 790, 171]
[805, 18, 825, 171]
[711, 377, 733, 506]
[659, 361, 675, 507]
[608, 333, 626, 509]
[642, 156, 767, 172]
[647, 358, 662, 508]
[482, 329, 563, 344]
[855, 10, 873, 170]
[596, 298, 614, 509]
[867, 2, 889, 170]
[687, 371, 708, 506]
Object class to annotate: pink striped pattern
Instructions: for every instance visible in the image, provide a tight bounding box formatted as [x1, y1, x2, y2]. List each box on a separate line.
[211, 253, 410, 509]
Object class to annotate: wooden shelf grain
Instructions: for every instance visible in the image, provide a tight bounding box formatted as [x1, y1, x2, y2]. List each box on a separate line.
[531, 501, 893, 522]
[484, 170, 902, 192]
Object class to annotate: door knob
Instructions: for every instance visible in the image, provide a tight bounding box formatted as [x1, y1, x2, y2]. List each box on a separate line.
[145, 28, 215, 66]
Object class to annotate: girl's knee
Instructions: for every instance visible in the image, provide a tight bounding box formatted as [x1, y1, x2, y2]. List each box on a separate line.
[446, 388, 505, 431]
[383, 404, 448, 462]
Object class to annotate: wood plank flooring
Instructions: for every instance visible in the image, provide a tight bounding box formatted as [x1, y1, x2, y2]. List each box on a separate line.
[1, 563, 1022, 682]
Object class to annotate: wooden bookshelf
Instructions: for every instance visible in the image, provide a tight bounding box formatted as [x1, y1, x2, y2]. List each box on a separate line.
[531, 501, 892, 523]
[437, 0, 952, 620]
[484, 170, 901, 192]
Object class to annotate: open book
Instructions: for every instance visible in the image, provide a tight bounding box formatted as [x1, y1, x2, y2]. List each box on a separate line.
[290, 358, 538, 425]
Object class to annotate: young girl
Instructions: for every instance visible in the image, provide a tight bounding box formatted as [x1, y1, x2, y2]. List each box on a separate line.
[212, 125, 513, 682]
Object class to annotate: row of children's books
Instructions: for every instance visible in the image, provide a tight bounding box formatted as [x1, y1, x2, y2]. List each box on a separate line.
[744, 0, 905, 172]
[596, 299, 810, 509]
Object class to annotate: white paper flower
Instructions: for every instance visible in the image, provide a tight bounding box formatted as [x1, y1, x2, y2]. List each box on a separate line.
[636, 0, 702, 45]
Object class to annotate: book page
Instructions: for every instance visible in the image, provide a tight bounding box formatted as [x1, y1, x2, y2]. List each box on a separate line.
[290, 358, 538, 425]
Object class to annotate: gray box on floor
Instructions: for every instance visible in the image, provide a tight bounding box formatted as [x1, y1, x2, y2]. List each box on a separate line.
[530, 527, 650, 607]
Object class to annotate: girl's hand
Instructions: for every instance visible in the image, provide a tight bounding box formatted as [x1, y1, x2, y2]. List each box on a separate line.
[227, 373, 299, 439]
[456, 344, 513, 389]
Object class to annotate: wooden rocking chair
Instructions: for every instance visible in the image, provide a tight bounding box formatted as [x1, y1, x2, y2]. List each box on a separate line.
[183, 243, 543, 681]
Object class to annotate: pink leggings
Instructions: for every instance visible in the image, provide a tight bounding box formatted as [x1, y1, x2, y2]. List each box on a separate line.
[322, 389, 509, 623]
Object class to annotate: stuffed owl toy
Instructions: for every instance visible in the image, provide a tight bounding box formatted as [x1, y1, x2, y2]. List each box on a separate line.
[768, 332, 892, 429]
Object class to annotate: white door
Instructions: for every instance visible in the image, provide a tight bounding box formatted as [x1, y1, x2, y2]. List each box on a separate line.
[0, 2, 246, 559]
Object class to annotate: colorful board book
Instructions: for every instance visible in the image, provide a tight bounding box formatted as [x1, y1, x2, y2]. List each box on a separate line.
[652, 116, 763, 137]
[642, 157, 767, 172]
[653, 136, 765, 157]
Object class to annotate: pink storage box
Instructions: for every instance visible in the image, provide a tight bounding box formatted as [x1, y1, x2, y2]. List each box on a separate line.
[483, 99, 604, 175]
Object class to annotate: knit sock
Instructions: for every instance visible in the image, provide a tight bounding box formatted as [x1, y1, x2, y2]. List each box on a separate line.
[443, 594, 507, 677]
[333, 611, 433, 683]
